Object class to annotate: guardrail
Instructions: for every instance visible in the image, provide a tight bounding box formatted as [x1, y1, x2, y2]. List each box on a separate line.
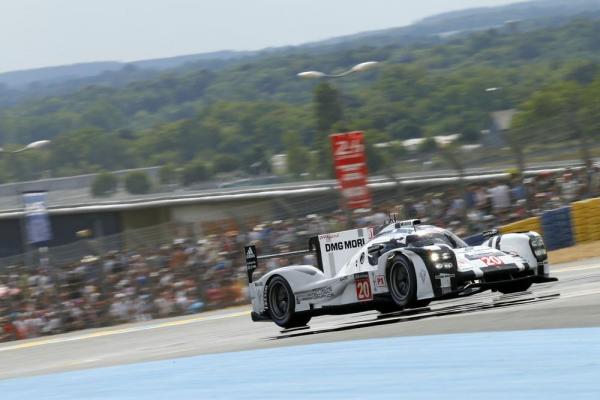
[465, 197, 600, 250]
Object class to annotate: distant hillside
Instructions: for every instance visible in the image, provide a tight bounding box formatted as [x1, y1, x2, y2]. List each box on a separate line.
[0, 62, 123, 88]
[3, 0, 600, 95]
[1, 12, 600, 183]
[420, 0, 600, 25]
[0, 50, 257, 90]
[304, 0, 600, 49]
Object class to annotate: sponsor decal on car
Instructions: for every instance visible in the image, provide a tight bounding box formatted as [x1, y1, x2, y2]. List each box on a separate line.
[296, 286, 335, 303]
[319, 232, 341, 242]
[375, 274, 386, 287]
[435, 273, 455, 294]
[463, 251, 505, 260]
[354, 272, 372, 301]
[324, 238, 366, 252]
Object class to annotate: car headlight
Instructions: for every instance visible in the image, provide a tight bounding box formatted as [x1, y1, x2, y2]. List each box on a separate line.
[530, 236, 547, 261]
[431, 251, 454, 269]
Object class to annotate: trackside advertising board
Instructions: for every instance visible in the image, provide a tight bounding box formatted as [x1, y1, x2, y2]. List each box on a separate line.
[330, 131, 371, 209]
[318, 227, 374, 277]
[23, 191, 52, 244]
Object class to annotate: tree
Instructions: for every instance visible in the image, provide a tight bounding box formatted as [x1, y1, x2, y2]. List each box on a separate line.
[125, 171, 152, 194]
[212, 154, 240, 174]
[283, 131, 310, 177]
[91, 171, 118, 197]
[159, 163, 178, 184]
[417, 137, 438, 154]
[182, 158, 211, 186]
[516, 81, 594, 171]
[314, 82, 342, 141]
[365, 140, 385, 174]
[241, 144, 271, 175]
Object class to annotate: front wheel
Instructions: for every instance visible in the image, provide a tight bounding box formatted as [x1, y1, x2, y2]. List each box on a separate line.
[387, 255, 417, 308]
[497, 280, 532, 294]
[267, 276, 311, 329]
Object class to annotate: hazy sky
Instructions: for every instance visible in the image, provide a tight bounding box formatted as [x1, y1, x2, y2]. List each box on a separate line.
[0, 0, 525, 73]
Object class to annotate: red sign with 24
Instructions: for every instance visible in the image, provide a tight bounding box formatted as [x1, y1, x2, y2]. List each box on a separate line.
[330, 131, 371, 209]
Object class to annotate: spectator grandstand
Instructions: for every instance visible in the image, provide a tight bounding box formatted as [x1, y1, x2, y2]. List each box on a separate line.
[1, 167, 599, 342]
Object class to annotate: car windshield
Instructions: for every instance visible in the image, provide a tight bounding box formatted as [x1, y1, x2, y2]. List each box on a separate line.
[407, 230, 467, 249]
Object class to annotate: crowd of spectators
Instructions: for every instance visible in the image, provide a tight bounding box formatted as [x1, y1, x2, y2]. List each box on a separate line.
[1, 166, 599, 342]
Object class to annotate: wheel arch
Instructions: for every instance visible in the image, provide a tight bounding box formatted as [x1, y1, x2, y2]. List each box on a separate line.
[385, 249, 435, 301]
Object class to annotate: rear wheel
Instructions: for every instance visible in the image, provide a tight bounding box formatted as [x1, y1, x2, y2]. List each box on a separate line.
[267, 276, 311, 329]
[387, 255, 417, 308]
[497, 280, 532, 294]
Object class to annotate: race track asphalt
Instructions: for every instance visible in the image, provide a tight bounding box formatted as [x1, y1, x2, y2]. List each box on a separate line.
[1, 258, 600, 380]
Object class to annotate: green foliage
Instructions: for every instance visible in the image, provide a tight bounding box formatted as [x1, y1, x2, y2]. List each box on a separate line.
[159, 163, 178, 184]
[91, 171, 118, 197]
[514, 75, 600, 166]
[182, 158, 211, 186]
[212, 154, 240, 174]
[2, 18, 600, 181]
[284, 131, 310, 177]
[314, 82, 343, 139]
[124, 171, 152, 194]
[418, 137, 438, 154]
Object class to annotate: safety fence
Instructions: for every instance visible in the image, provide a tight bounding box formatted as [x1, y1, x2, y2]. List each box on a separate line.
[0, 221, 197, 270]
[465, 197, 600, 250]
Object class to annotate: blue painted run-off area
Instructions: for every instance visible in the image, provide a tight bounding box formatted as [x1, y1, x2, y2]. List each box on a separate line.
[1, 327, 599, 400]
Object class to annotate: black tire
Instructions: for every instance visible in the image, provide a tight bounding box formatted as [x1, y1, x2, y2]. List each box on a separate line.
[387, 255, 417, 308]
[497, 280, 532, 294]
[267, 276, 311, 329]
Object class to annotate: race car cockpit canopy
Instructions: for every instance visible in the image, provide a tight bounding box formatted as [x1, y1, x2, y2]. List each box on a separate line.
[375, 222, 467, 249]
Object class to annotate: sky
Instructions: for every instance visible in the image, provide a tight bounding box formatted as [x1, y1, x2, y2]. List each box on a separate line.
[0, 0, 525, 73]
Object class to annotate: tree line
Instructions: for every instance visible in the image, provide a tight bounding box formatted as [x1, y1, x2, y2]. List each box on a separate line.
[0, 18, 599, 184]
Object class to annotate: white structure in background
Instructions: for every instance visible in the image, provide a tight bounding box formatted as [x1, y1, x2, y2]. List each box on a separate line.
[484, 109, 517, 148]
[271, 154, 287, 175]
[380, 134, 462, 152]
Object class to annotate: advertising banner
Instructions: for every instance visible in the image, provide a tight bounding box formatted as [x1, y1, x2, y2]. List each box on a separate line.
[23, 191, 52, 244]
[330, 131, 371, 209]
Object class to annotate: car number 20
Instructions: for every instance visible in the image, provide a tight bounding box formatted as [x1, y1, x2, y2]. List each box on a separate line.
[481, 256, 503, 266]
[355, 277, 373, 301]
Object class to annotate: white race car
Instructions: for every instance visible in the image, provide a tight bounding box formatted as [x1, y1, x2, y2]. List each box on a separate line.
[245, 219, 557, 329]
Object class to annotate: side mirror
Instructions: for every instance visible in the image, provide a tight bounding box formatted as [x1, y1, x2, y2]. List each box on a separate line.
[367, 244, 385, 266]
[368, 244, 384, 254]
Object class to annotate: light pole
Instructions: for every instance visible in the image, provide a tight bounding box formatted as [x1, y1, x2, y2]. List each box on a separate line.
[297, 60, 380, 152]
[297, 61, 379, 80]
[298, 62, 380, 224]
[0, 140, 52, 154]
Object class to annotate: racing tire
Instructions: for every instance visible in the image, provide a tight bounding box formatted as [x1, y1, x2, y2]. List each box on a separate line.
[266, 275, 311, 329]
[386, 255, 417, 308]
[497, 280, 532, 294]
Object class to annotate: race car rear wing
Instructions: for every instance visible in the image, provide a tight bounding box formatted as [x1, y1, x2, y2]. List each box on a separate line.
[245, 226, 374, 283]
[244, 237, 321, 283]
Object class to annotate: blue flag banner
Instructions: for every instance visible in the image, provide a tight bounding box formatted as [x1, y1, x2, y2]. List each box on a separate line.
[23, 192, 52, 244]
